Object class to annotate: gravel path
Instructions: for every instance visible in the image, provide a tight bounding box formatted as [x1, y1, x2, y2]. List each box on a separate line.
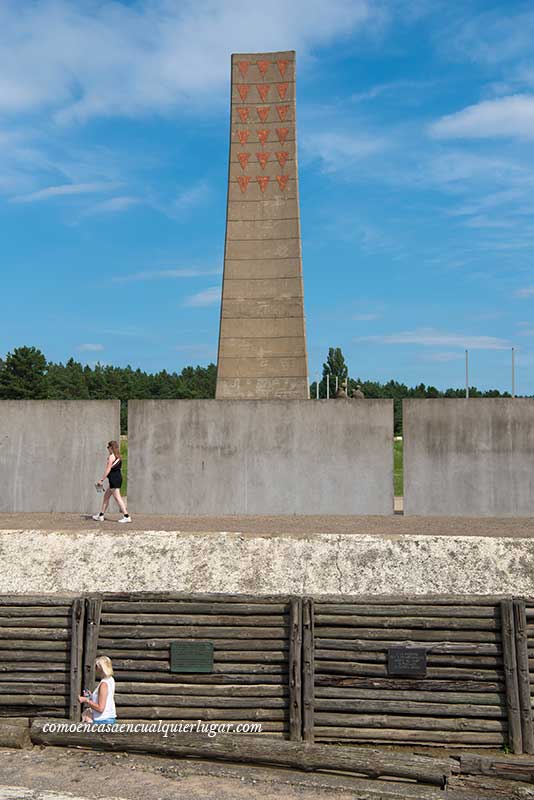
[1, 512, 534, 537]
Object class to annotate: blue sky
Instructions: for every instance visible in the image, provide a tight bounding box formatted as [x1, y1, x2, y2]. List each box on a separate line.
[1, 0, 533, 392]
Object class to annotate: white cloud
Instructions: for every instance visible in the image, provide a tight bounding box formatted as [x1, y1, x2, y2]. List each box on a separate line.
[420, 352, 465, 362]
[183, 286, 221, 307]
[355, 327, 510, 350]
[0, 0, 377, 124]
[10, 182, 115, 203]
[77, 343, 104, 352]
[302, 131, 389, 172]
[430, 94, 534, 140]
[515, 286, 534, 298]
[83, 196, 140, 216]
[113, 269, 221, 283]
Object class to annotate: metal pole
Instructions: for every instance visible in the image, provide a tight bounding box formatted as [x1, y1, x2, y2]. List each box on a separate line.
[316, 375, 319, 400]
[335, 376, 338, 393]
[512, 348, 515, 398]
[465, 349, 469, 399]
[327, 374, 330, 400]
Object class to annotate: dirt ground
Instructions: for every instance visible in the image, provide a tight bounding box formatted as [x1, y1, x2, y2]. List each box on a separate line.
[1, 511, 534, 537]
[1, 743, 534, 800]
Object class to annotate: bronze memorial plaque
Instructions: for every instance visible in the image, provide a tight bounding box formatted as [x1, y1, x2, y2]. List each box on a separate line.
[170, 641, 214, 673]
[387, 646, 427, 677]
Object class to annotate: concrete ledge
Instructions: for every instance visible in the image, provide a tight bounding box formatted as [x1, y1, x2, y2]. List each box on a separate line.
[1, 529, 533, 595]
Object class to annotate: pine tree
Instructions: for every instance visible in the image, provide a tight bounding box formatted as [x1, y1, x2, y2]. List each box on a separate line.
[0, 346, 47, 399]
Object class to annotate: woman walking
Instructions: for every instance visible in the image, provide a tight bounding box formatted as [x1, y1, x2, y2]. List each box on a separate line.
[79, 655, 116, 725]
[92, 440, 131, 523]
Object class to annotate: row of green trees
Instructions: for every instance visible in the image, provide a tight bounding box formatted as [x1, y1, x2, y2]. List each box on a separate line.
[316, 347, 515, 433]
[0, 345, 517, 434]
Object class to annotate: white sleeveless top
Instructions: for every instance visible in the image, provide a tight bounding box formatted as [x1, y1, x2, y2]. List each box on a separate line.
[91, 676, 116, 720]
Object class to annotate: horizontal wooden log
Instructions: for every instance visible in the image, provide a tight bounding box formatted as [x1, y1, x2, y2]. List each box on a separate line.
[459, 753, 534, 782]
[0, 709, 66, 718]
[0, 628, 69, 641]
[316, 628, 499, 643]
[315, 615, 498, 631]
[0, 596, 78, 606]
[315, 662, 502, 681]
[0, 696, 67, 707]
[0, 606, 72, 617]
[101, 614, 286, 626]
[116, 683, 288, 697]
[114, 719, 288, 733]
[0, 663, 68, 673]
[0, 617, 70, 628]
[315, 638, 501, 655]
[314, 698, 505, 719]
[107, 672, 285, 685]
[101, 625, 287, 639]
[98, 638, 288, 652]
[112, 707, 287, 721]
[114, 695, 287, 709]
[315, 687, 504, 705]
[0, 640, 68, 652]
[0, 683, 69, 695]
[30, 718, 452, 786]
[105, 650, 288, 665]
[0, 722, 32, 749]
[111, 660, 287, 674]
[314, 712, 505, 732]
[315, 676, 504, 691]
[314, 603, 499, 618]
[315, 650, 501, 668]
[0, 674, 69, 684]
[0, 652, 69, 664]
[314, 727, 505, 744]
[101, 602, 289, 615]
[312, 594, 507, 604]
[100, 592, 292, 603]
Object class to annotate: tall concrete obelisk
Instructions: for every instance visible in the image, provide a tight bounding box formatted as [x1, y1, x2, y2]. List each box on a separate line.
[216, 50, 309, 399]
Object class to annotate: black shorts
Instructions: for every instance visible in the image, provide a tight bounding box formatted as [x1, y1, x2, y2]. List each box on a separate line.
[108, 474, 122, 490]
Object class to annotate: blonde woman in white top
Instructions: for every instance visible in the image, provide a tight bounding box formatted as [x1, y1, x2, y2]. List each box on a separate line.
[79, 655, 116, 724]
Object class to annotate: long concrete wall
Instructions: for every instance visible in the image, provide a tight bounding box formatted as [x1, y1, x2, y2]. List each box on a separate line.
[0, 400, 121, 512]
[128, 399, 393, 515]
[404, 398, 534, 516]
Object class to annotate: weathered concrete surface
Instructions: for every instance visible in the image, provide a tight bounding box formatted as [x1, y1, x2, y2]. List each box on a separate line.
[1, 529, 533, 595]
[404, 399, 534, 516]
[216, 51, 309, 399]
[0, 401, 120, 513]
[128, 399, 393, 515]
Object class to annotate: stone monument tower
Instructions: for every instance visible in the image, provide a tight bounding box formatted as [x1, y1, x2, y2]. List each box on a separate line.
[216, 51, 309, 399]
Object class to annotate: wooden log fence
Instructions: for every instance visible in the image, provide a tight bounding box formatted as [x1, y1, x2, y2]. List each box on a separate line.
[1, 592, 534, 754]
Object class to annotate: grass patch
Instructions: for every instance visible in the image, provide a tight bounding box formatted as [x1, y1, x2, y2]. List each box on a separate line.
[394, 439, 403, 496]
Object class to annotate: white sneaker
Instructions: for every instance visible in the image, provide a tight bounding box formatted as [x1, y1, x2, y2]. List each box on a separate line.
[92, 513, 105, 521]
[118, 515, 132, 524]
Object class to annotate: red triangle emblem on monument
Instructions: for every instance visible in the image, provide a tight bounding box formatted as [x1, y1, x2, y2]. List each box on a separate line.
[277, 60, 290, 77]
[275, 151, 288, 169]
[256, 152, 270, 169]
[276, 175, 289, 191]
[276, 105, 289, 121]
[237, 175, 251, 193]
[237, 129, 250, 146]
[257, 129, 269, 146]
[277, 83, 289, 100]
[257, 84, 271, 102]
[237, 108, 250, 123]
[237, 152, 250, 170]
[256, 106, 270, 122]
[237, 61, 250, 78]
[237, 84, 249, 102]
[276, 127, 289, 144]
[257, 60, 270, 75]
[257, 176, 270, 193]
